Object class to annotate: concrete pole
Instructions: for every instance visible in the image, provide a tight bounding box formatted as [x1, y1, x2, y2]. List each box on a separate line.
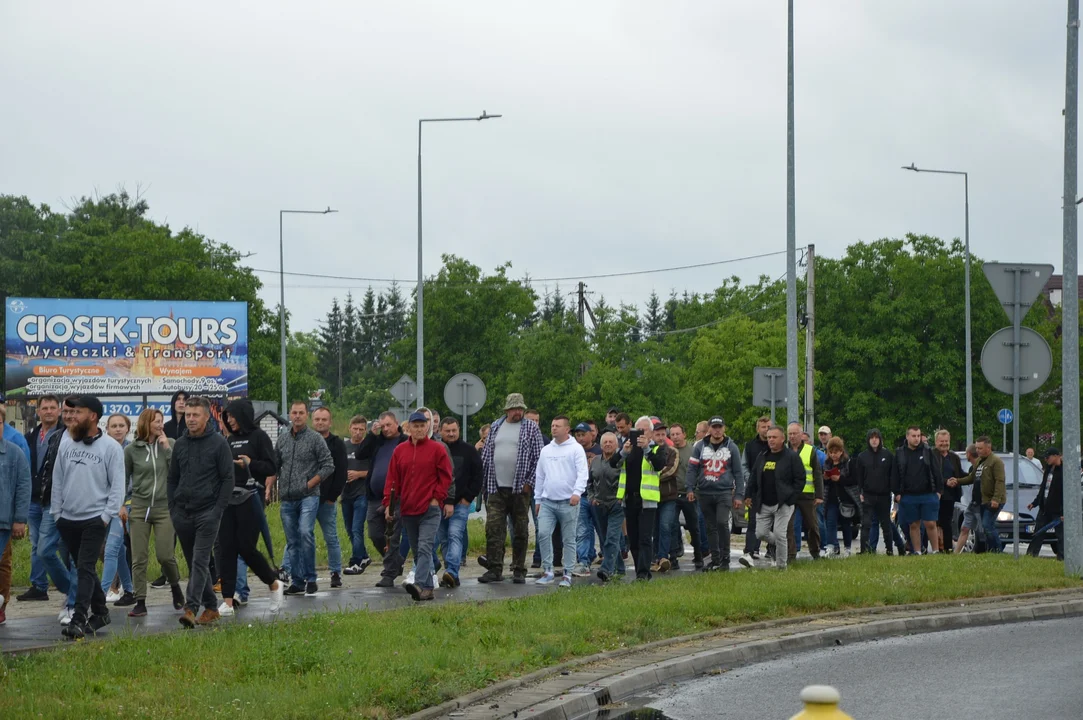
[804, 244, 816, 435]
[785, 0, 800, 424]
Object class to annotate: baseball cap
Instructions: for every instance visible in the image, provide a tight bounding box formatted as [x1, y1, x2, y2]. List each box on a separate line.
[653, 422, 666, 432]
[573, 422, 591, 433]
[68, 394, 104, 419]
[1044, 447, 1062, 458]
[708, 416, 725, 427]
[818, 425, 831, 435]
[407, 411, 428, 423]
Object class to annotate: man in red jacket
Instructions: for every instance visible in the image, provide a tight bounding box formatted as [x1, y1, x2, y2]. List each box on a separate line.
[383, 411, 453, 601]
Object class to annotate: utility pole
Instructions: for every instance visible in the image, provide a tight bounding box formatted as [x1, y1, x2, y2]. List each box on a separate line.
[1062, 0, 1082, 577]
[577, 281, 586, 327]
[785, 0, 801, 425]
[337, 331, 343, 397]
[804, 244, 816, 435]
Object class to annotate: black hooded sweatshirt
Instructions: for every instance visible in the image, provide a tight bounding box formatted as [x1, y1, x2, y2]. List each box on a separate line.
[223, 399, 277, 492]
[163, 391, 188, 440]
[445, 438, 483, 505]
[854, 429, 897, 496]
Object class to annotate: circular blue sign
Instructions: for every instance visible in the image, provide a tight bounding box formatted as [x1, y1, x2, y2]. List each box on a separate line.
[997, 408, 1014, 424]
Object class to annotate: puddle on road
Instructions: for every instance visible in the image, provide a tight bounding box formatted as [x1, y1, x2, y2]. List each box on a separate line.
[603, 710, 674, 720]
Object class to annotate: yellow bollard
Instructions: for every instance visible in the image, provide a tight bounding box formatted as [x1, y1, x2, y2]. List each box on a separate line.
[789, 685, 853, 720]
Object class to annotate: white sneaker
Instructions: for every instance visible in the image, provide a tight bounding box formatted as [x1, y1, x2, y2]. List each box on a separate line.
[738, 553, 755, 569]
[432, 572, 440, 588]
[841, 548, 851, 558]
[269, 581, 285, 614]
[59, 607, 73, 625]
[217, 602, 235, 617]
[405, 569, 416, 585]
[106, 590, 122, 603]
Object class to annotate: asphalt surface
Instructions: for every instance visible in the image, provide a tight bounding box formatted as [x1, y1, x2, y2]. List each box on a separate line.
[640, 616, 1083, 719]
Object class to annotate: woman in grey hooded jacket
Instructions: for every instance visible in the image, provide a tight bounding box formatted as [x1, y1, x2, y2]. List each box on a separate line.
[124, 408, 183, 616]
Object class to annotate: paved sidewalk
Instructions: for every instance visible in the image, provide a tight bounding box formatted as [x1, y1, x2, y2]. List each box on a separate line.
[421, 588, 1083, 720]
[0, 541, 746, 653]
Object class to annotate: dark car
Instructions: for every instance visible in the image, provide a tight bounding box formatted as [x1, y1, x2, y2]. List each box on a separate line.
[952, 453, 1046, 546]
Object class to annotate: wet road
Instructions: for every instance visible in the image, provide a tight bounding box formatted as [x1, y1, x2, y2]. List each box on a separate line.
[642, 616, 1083, 719]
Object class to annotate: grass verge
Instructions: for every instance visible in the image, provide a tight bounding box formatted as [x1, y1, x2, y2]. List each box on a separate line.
[1, 554, 1077, 719]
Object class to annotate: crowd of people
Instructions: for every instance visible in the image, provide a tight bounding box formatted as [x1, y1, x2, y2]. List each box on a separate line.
[0, 389, 1069, 635]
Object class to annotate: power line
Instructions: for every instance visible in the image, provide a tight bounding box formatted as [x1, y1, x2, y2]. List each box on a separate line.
[246, 248, 797, 285]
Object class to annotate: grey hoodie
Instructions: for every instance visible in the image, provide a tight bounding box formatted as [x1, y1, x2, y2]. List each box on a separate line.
[686, 435, 746, 500]
[51, 432, 126, 523]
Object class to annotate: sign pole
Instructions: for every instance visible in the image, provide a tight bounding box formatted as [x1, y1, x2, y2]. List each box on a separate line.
[1011, 268, 1022, 559]
[1003, 421, 1008, 454]
[460, 378, 469, 440]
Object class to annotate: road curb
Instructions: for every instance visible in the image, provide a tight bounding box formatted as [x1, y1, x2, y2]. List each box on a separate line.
[407, 588, 1083, 720]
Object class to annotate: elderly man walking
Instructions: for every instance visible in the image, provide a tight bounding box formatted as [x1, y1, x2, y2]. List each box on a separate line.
[478, 393, 545, 584]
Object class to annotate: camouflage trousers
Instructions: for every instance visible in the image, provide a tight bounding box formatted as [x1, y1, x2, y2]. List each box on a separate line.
[484, 488, 531, 575]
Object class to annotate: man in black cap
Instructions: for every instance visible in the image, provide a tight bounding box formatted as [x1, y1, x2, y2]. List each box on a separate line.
[686, 416, 745, 571]
[50, 395, 126, 639]
[1027, 448, 1065, 559]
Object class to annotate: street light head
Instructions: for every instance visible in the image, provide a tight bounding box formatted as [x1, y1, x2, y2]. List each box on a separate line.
[902, 163, 919, 172]
[324, 207, 338, 214]
[478, 111, 502, 121]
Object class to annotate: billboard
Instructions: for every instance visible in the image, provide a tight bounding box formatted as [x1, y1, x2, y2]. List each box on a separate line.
[5, 297, 248, 397]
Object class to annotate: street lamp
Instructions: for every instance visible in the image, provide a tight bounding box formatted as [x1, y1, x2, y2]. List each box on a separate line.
[279, 207, 337, 415]
[902, 162, 972, 446]
[416, 111, 501, 407]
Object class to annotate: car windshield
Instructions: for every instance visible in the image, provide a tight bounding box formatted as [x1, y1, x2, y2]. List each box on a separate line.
[956, 453, 1044, 488]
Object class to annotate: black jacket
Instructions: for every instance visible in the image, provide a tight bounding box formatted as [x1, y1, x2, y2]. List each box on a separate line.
[893, 444, 943, 496]
[222, 399, 277, 490]
[936, 450, 964, 505]
[743, 436, 770, 478]
[320, 432, 349, 503]
[823, 455, 857, 503]
[24, 422, 62, 504]
[167, 429, 234, 516]
[854, 430, 897, 496]
[1037, 464, 1064, 517]
[746, 447, 807, 507]
[35, 428, 65, 507]
[357, 430, 408, 502]
[445, 439, 483, 505]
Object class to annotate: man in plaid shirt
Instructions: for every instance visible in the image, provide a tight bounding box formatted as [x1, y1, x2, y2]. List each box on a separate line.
[478, 393, 544, 584]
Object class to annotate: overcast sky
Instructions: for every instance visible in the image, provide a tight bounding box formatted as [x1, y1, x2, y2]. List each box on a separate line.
[1, 1, 1075, 332]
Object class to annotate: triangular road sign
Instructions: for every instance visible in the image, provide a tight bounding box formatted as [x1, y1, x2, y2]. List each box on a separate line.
[981, 263, 1054, 322]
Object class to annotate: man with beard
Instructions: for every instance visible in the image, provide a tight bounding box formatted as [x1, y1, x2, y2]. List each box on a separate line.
[50, 396, 125, 639]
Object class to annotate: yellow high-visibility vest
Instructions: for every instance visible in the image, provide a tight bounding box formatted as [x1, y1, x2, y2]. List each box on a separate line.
[617, 448, 661, 502]
[799, 444, 815, 494]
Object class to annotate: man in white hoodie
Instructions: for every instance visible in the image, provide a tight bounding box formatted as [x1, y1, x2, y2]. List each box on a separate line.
[534, 415, 588, 588]
[51, 395, 125, 640]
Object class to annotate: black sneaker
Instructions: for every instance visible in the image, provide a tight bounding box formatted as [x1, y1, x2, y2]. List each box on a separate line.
[128, 600, 148, 617]
[478, 570, 503, 584]
[330, 573, 342, 589]
[87, 612, 111, 633]
[305, 582, 318, 596]
[693, 558, 705, 570]
[375, 576, 394, 588]
[477, 554, 490, 569]
[403, 582, 421, 601]
[671, 559, 681, 570]
[113, 591, 136, 607]
[531, 559, 542, 569]
[359, 557, 372, 571]
[512, 570, 526, 584]
[276, 568, 291, 584]
[343, 564, 364, 576]
[16, 586, 49, 602]
[597, 570, 610, 582]
[62, 617, 87, 640]
[149, 575, 167, 590]
[171, 584, 185, 610]
[283, 584, 306, 596]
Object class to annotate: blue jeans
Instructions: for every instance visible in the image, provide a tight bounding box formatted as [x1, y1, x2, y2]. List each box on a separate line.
[316, 501, 343, 574]
[101, 516, 133, 593]
[341, 494, 370, 564]
[824, 496, 854, 551]
[696, 502, 708, 551]
[401, 506, 442, 590]
[655, 500, 679, 560]
[576, 501, 598, 565]
[436, 502, 471, 580]
[27, 502, 48, 592]
[594, 502, 626, 575]
[38, 507, 76, 605]
[981, 506, 1003, 553]
[537, 499, 578, 573]
[281, 495, 319, 584]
